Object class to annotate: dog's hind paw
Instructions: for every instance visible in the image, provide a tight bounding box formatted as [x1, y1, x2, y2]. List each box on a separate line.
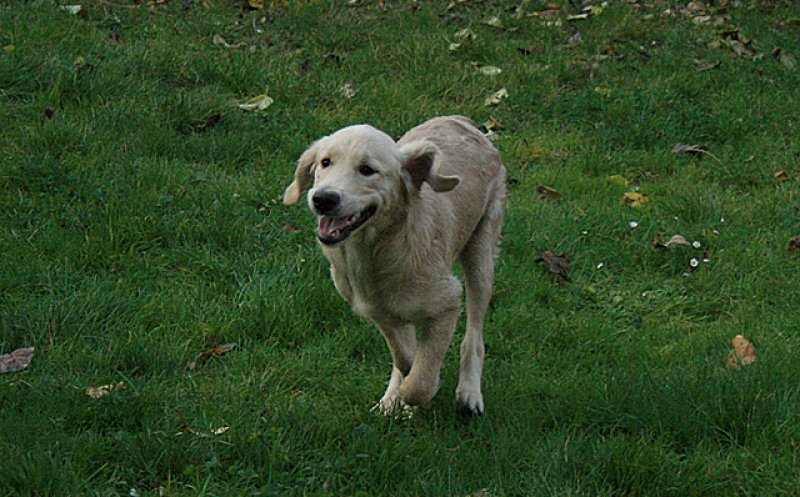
[455, 388, 484, 417]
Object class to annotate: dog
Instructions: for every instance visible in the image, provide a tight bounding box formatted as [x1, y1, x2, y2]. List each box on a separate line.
[283, 116, 506, 416]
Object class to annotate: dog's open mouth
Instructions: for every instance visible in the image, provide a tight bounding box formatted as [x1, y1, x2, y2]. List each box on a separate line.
[318, 205, 377, 245]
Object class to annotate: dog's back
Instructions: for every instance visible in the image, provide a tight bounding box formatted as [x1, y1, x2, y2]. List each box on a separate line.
[397, 116, 506, 265]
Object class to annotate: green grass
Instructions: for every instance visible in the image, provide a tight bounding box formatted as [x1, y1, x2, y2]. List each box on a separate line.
[2, 0, 800, 495]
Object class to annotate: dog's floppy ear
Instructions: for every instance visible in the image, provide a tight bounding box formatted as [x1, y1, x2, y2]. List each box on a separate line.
[399, 140, 460, 193]
[283, 140, 322, 205]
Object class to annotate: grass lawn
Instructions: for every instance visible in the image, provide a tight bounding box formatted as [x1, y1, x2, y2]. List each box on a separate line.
[2, 0, 800, 495]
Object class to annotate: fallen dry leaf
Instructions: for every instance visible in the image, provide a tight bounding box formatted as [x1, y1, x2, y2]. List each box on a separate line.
[213, 426, 230, 435]
[484, 88, 508, 106]
[536, 251, 571, 281]
[188, 343, 237, 370]
[566, 13, 588, 21]
[726, 335, 756, 369]
[248, 0, 264, 8]
[623, 191, 648, 208]
[86, 382, 126, 399]
[536, 185, 562, 201]
[664, 234, 691, 247]
[478, 65, 502, 76]
[607, 174, 628, 186]
[483, 116, 503, 131]
[788, 235, 800, 251]
[449, 28, 476, 51]
[340, 81, 358, 98]
[695, 60, 721, 72]
[672, 143, 707, 155]
[237, 94, 273, 111]
[780, 52, 797, 69]
[0, 347, 34, 374]
[593, 86, 612, 96]
[60, 5, 82, 14]
[653, 233, 692, 248]
[480, 16, 503, 29]
[774, 170, 790, 181]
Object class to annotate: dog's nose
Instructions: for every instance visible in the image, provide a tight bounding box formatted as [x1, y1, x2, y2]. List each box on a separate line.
[312, 191, 341, 214]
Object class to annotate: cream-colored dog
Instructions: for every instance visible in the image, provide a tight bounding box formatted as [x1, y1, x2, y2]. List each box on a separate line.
[283, 116, 505, 416]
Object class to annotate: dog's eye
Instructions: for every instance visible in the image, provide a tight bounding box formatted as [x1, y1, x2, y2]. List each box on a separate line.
[320, 158, 331, 168]
[358, 164, 377, 176]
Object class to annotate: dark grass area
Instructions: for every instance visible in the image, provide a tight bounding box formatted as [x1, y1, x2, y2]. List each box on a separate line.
[2, 1, 800, 496]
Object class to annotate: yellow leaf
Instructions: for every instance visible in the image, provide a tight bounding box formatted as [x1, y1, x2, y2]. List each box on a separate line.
[86, 382, 126, 399]
[608, 174, 628, 186]
[593, 86, 612, 96]
[2, 44, 15, 53]
[248, 0, 264, 8]
[623, 191, 648, 207]
[237, 94, 273, 111]
[774, 170, 790, 181]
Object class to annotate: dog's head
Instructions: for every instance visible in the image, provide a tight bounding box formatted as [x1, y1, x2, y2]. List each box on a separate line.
[283, 124, 460, 246]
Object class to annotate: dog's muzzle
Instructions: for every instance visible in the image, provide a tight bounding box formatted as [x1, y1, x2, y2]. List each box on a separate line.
[317, 205, 377, 245]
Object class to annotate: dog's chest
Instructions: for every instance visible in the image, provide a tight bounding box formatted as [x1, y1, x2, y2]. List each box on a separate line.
[327, 250, 395, 321]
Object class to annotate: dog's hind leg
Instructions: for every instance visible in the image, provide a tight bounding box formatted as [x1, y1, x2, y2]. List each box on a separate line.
[375, 323, 416, 415]
[456, 190, 505, 416]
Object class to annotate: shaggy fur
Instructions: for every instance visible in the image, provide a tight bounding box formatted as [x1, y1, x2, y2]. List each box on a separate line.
[283, 116, 506, 415]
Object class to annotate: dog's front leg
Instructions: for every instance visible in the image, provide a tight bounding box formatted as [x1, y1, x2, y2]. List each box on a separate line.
[375, 323, 416, 415]
[399, 309, 460, 407]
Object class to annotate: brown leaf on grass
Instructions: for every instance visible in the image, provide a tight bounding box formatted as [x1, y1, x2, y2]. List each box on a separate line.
[86, 382, 126, 399]
[652, 233, 692, 248]
[536, 251, 571, 281]
[695, 60, 721, 72]
[623, 191, 648, 207]
[535, 9, 561, 19]
[788, 235, 800, 251]
[774, 170, 790, 181]
[0, 347, 34, 374]
[664, 234, 691, 247]
[43, 108, 55, 120]
[726, 335, 756, 369]
[536, 185, 562, 201]
[672, 143, 707, 155]
[188, 343, 237, 370]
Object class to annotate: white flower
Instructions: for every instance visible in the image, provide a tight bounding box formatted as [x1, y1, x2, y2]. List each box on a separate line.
[628, 221, 639, 228]
[692, 241, 701, 249]
[690, 258, 700, 268]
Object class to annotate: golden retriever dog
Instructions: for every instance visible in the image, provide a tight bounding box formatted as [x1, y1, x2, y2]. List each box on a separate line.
[283, 116, 506, 416]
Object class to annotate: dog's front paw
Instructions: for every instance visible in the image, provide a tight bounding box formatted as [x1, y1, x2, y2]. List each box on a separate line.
[455, 387, 484, 416]
[373, 389, 403, 416]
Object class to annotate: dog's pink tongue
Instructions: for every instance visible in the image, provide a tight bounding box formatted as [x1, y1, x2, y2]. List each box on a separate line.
[319, 216, 350, 238]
